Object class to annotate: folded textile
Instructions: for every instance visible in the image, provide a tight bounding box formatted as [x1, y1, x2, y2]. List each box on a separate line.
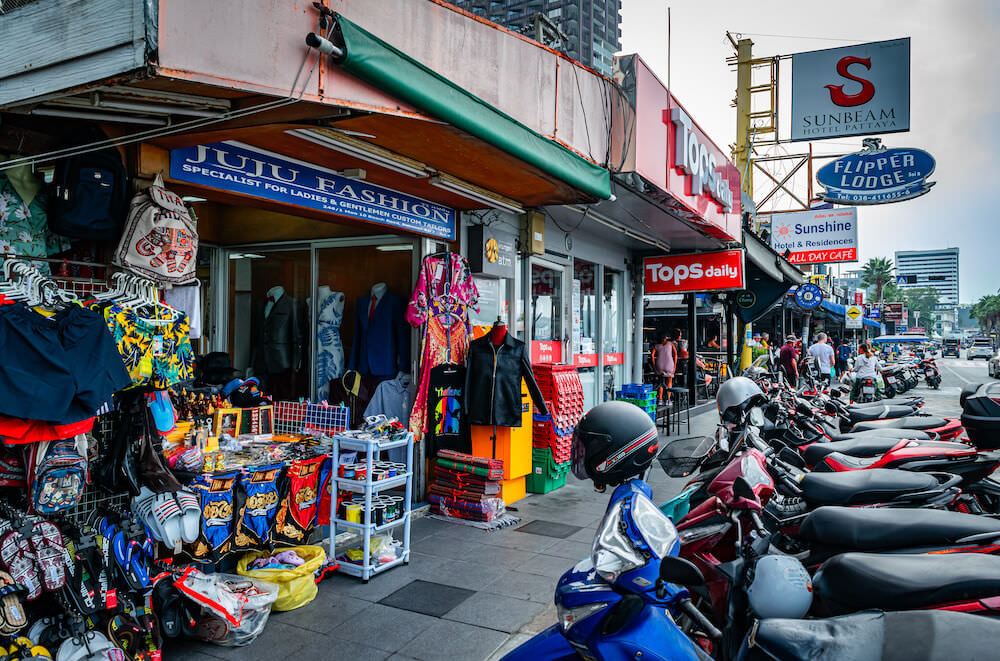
[435, 458, 504, 480]
[430, 485, 499, 503]
[432, 477, 500, 496]
[436, 449, 503, 471]
[434, 465, 497, 487]
[430, 494, 504, 522]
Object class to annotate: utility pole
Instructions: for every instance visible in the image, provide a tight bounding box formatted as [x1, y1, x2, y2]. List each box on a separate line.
[732, 35, 754, 196]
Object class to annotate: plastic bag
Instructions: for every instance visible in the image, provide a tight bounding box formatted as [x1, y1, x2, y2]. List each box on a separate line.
[236, 545, 325, 611]
[174, 568, 278, 646]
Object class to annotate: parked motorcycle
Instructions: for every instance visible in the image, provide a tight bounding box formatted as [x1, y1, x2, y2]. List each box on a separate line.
[921, 356, 942, 389]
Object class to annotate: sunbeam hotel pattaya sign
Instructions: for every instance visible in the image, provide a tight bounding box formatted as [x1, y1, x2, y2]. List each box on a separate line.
[790, 38, 910, 142]
[764, 207, 859, 265]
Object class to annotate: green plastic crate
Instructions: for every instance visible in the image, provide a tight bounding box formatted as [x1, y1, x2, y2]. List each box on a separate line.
[527, 448, 571, 493]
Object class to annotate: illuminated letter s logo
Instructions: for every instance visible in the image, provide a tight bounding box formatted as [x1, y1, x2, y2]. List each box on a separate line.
[824, 56, 875, 107]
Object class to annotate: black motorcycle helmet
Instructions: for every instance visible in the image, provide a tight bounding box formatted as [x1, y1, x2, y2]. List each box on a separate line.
[571, 401, 659, 489]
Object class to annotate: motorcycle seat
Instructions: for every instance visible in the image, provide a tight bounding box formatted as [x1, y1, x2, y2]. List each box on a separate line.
[798, 506, 1000, 551]
[851, 416, 948, 432]
[799, 469, 939, 506]
[846, 399, 918, 410]
[826, 429, 932, 442]
[813, 552, 1000, 615]
[847, 405, 917, 423]
[802, 438, 907, 465]
[747, 610, 1000, 661]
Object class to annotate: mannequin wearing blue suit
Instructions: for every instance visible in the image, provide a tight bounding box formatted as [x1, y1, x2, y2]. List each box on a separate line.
[348, 282, 410, 381]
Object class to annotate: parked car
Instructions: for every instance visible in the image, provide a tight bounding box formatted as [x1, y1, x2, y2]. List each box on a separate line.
[969, 338, 995, 360]
[989, 351, 1000, 379]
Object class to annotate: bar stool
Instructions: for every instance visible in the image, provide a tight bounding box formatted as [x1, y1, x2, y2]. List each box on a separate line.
[664, 387, 691, 436]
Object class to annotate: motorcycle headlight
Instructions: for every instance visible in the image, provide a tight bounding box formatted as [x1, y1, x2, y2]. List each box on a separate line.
[591, 494, 678, 582]
[557, 602, 608, 632]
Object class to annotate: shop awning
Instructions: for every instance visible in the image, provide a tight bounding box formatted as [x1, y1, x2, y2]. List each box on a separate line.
[331, 13, 611, 201]
[736, 229, 804, 323]
[820, 299, 881, 329]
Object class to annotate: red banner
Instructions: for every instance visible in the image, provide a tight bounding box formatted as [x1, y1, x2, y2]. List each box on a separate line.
[603, 352, 624, 365]
[531, 341, 563, 365]
[786, 248, 856, 264]
[644, 250, 745, 294]
[573, 353, 598, 367]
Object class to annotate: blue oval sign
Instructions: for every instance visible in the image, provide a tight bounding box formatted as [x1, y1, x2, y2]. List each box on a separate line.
[795, 283, 823, 309]
[816, 146, 935, 205]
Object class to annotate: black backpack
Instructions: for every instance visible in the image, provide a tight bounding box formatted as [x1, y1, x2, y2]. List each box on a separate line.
[49, 149, 129, 240]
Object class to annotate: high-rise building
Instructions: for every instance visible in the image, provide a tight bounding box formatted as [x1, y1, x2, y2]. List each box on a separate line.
[894, 248, 960, 308]
[453, 1, 622, 77]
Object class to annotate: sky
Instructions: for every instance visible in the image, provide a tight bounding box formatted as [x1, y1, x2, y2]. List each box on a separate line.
[619, 0, 1000, 304]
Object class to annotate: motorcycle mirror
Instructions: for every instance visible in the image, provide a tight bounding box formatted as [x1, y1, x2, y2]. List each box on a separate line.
[658, 556, 705, 587]
[732, 476, 759, 503]
[749, 407, 765, 427]
[824, 401, 837, 415]
[795, 402, 813, 417]
[778, 447, 806, 469]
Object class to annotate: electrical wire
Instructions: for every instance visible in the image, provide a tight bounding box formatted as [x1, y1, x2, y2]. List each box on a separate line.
[732, 31, 870, 44]
[0, 15, 327, 173]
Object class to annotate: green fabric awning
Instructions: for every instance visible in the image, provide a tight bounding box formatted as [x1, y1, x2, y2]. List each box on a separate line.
[332, 14, 612, 201]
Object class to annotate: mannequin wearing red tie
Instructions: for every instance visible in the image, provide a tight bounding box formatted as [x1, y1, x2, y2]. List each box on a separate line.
[349, 282, 409, 382]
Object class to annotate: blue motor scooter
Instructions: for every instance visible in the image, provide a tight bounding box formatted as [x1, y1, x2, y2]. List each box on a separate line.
[502, 479, 717, 661]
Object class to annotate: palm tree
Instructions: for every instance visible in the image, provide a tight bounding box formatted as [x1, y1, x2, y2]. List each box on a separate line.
[861, 257, 895, 304]
[972, 294, 1000, 331]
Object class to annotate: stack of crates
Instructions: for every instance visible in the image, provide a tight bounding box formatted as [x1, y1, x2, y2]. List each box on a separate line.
[615, 383, 657, 421]
[528, 364, 585, 493]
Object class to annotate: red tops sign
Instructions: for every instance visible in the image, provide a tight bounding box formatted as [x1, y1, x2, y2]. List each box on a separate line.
[626, 55, 742, 241]
[644, 250, 746, 294]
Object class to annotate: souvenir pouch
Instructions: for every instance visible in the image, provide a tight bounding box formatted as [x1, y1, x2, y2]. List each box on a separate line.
[233, 464, 283, 552]
[187, 471, 239, 560]
[314, 456, 333, 527]
[28, 438, 88, 515]
[272, 456, 325, 545]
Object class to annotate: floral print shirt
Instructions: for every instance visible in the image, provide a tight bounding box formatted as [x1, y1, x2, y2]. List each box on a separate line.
[0, 175, 70, 270]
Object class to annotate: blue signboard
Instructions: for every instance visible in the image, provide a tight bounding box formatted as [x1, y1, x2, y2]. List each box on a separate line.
[816, 145, 935, 205]
[169, 141, 456, 240]
[794, 283, 823, 309]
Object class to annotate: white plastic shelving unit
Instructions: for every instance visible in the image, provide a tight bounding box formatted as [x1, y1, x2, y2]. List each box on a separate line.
[329, 432, 413, 581]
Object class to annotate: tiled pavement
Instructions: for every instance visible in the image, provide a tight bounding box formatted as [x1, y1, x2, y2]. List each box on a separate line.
[167, 408, 719, 661]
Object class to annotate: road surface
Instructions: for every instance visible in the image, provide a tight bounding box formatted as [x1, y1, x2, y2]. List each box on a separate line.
[911, 351, 995, 419]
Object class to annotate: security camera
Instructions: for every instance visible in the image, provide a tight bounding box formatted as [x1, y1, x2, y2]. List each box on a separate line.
[306, 32, 343, 58]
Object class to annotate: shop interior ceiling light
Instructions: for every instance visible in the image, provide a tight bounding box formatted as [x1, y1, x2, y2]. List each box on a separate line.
[28, 107, 168, 126]
[428, 173, 524, 214]
[285, 128, 429, 178]
[376, 244, 414, 252]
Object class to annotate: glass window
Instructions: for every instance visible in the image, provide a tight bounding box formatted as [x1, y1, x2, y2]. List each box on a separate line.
[470, 276, 509, 328]
[531, 263, 562, 342]
[603, 269, 625, 400]
[573, 260, 598, 356]
[230, 249, 312, 401]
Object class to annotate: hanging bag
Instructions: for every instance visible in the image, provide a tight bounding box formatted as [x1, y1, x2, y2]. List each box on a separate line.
[114, 174, 198, 284]
[50, 148, 129, 240]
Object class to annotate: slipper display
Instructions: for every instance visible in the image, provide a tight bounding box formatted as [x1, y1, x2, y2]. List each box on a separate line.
[56, 631, 125, 661]
[174, 491, 201, 545]
[0, 570, 26, 634]
[28, 521, 70, 592]
[62, 532, 107, 616]
[0, 531, 42, 601]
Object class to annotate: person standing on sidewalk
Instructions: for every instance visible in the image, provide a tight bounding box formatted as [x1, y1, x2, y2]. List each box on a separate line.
[779, 335, 800, 387]
[651, 335, 676, 405]
[808, 332, 835, 384]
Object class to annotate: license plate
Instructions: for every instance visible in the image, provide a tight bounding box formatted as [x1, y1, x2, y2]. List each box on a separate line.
[887, 377, 896, 384]
[925, 370, 934, 376]
[863, 386, 875, 394]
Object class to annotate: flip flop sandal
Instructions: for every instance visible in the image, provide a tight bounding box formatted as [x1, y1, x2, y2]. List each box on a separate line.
[62, 538, 106, 616]
[0, 532, 41, 602]
[109, 532, 143, 593]
[107, 614, 144, 660]
[130, 608, 162, 661]
[174, 491, 201, 545]
[28, 522, 68, 592]
[0, 571, 26, 634]
[126, 540, 150, 590]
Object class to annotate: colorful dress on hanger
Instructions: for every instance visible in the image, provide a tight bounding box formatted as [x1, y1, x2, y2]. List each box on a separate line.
[407, 254, 479, 440]
[316, 290, 346, 401]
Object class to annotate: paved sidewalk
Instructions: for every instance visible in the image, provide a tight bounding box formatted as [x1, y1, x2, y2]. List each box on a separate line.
[168, 408, 719, 661]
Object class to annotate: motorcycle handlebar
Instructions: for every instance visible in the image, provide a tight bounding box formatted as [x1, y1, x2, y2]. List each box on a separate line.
[680, 598, 722, 641]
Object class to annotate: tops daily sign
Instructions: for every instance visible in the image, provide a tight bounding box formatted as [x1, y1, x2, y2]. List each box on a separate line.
[670, 107, 734, 213]
[817, 141, 935, 205]
[170, 141, 456, 240]
[644, 250, 745, 295]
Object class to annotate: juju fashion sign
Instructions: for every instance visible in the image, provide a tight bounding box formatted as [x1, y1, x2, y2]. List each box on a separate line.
[644, 250, 745, 294]
[791, 38, 910, 142]
[765, 207, 859, 265]
[170, 141, 456, 240]
[816, 141, 935, 205]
